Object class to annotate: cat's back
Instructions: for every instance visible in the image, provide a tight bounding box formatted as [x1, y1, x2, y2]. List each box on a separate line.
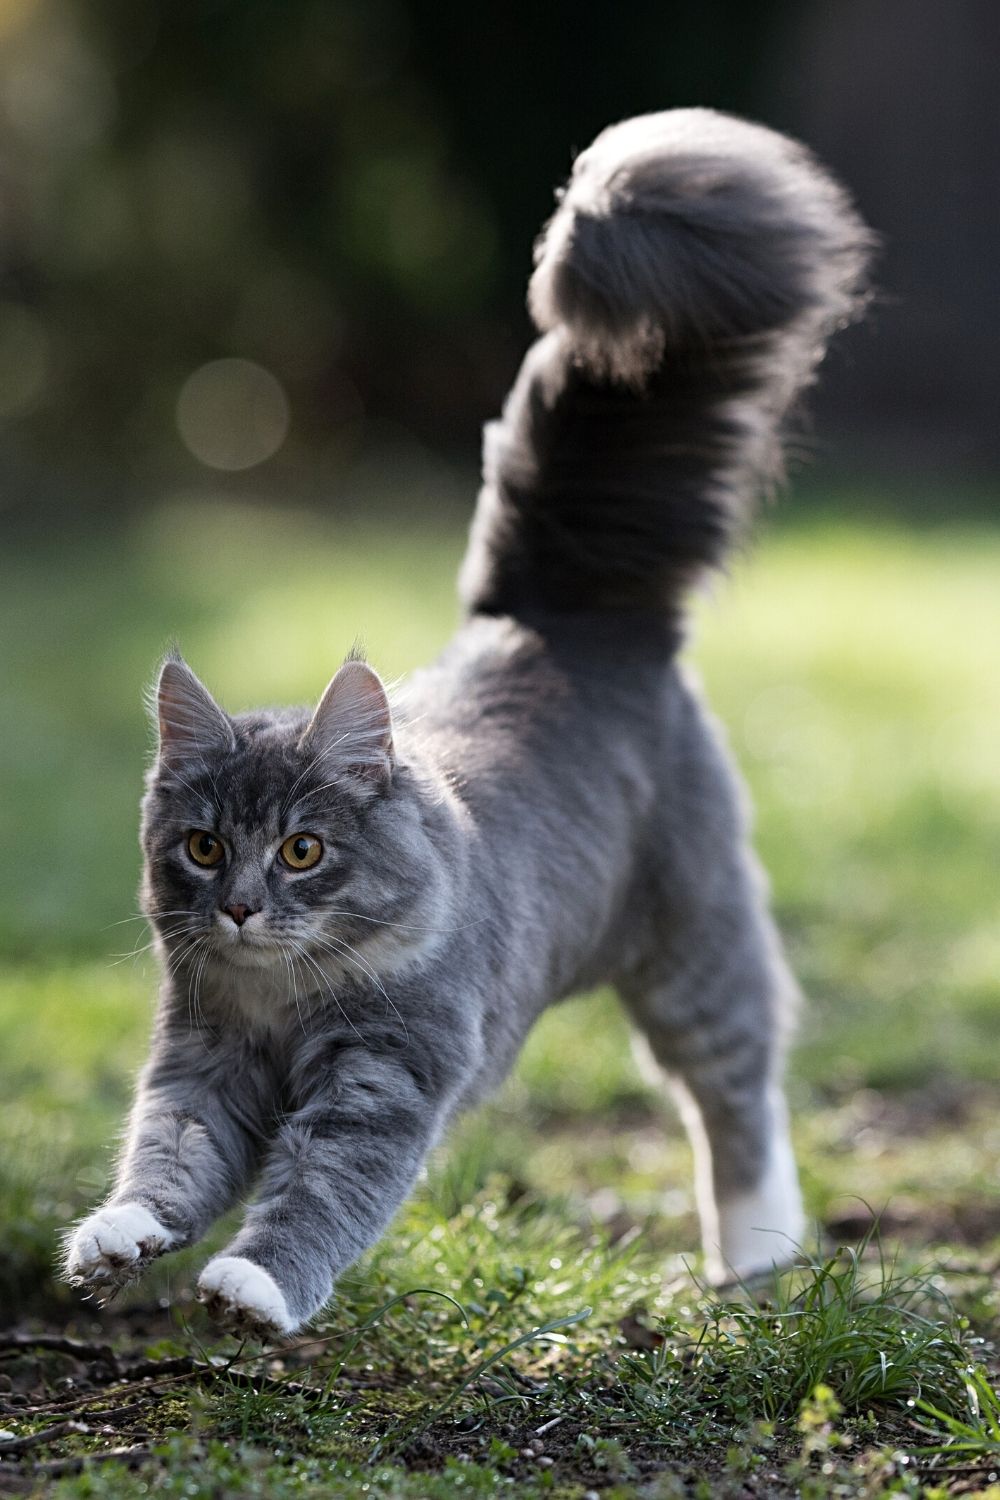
[399, 610, 679, 820]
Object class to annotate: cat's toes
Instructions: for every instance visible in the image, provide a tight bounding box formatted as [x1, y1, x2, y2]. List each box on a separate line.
[197, 1256, 295, 1340]
[64, 1203, 176, 1291]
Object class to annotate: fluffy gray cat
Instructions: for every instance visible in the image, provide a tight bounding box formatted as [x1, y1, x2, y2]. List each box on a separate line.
[63, 108, 872, 1338]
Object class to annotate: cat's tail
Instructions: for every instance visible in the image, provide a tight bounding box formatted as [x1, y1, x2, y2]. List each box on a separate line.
[459, 108, 874, 625]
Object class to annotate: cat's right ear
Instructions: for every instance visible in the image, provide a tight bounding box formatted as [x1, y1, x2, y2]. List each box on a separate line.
[299, 659, 394, 785]
[152, 655, 236, 768]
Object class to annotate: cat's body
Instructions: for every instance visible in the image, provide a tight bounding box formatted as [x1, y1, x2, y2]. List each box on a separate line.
[64, 108, 872, 1337]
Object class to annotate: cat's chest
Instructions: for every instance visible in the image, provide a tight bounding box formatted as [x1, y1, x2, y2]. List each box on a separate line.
[202, 960, 301, 1037]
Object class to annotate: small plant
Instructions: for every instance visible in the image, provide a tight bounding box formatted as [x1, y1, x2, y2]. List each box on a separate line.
[613, 1226, 982, 1441]
[914, 1362, 1000, 1459]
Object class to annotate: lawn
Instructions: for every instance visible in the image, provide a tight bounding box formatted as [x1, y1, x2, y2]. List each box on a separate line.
[1, 489, 998, 1497]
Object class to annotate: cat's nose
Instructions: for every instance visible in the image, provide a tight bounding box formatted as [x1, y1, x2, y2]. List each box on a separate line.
[222, 903, 256, 928]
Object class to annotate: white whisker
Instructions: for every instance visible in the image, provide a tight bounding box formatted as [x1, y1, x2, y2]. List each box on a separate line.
[308, 933, 409, 1046]
[285, 939, 370, 1048]
[318, 908, 484, 935]
[283, 946, 308, 1037]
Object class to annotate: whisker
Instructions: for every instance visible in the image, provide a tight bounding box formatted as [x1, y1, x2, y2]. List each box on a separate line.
[109, 920, 201, 964]
[164, 932, 214, 989]
[286, 940, 370, 1049]
[102, 908, 194, 932]
[311, 934, 409, 1046]
[190, 939, 215, 1046]
[283, 947, 307, 1037]
[318, 909, 485, 935]
[175, 934, 207, 1037]
[300, 934, 409, 1048]
[308, 931, 395, 1004]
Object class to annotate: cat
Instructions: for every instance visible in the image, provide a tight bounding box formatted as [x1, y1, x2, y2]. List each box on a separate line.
[63, 108, 872, 1339]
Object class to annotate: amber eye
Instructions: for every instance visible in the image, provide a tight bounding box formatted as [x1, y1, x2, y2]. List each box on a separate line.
[187, 830, 225, 868]
[280, 833, 323, 871]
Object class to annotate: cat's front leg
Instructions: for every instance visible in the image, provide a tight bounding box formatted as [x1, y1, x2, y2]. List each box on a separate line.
[197, 1044, 462, 1338]
[64, 1026, 267, 1295]
[64, 1203, 180, 1293]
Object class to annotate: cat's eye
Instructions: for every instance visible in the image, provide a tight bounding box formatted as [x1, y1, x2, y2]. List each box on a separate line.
[279, 833, 323, 871]
[187, 830, 225, 868]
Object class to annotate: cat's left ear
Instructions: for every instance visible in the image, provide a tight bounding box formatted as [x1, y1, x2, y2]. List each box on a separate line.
[300, 660, 394, 785]
[153, 654, 236, 768]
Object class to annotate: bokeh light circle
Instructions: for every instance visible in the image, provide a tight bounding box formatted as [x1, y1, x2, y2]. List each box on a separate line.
[176, 358, 290, 471]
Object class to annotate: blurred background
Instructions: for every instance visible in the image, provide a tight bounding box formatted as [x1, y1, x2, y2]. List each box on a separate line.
[1, 0, 997, 516]
[1, 0, 998, 1319]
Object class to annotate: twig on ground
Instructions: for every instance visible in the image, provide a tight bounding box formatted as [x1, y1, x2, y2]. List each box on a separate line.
[0, 1421, 90, 1455]
[534, 1414, 565, 1436]
[79, 1401, 151, 1427]
[21, 1445, 152, 1479]
[118, 1354, 199, 1381]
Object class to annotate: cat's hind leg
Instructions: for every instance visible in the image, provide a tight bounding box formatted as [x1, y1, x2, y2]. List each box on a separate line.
[623, 898, 805, 1285]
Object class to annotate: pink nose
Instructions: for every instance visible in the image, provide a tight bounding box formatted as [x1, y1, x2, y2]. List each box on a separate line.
[222, 904, 254, 927]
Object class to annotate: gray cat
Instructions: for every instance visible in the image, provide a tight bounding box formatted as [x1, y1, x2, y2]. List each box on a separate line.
[63, 108, 872, 1338]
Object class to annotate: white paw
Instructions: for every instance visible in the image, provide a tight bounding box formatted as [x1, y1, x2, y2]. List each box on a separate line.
[64, 1203, 176, 1289]
[197, 1256, 295, 1339]
[710, 1131, 805, 1285]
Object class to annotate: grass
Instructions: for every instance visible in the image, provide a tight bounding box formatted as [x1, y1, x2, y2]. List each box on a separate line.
[1, 486, 999, 1496]
[916, 1366, 1000, 1461]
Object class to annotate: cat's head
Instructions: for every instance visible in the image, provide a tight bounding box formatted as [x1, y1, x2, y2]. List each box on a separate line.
[140, 653, 448, 997]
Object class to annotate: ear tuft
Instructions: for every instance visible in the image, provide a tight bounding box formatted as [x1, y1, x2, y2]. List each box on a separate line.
[299, 660, 394, 784]
[154, 655, 235, 768]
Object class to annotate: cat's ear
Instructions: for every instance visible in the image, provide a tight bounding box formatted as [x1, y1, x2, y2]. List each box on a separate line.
[153, 655, 236, 768]
[300, 660, 394, 784]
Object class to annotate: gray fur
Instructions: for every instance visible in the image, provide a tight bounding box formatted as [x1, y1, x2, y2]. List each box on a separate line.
[63, 109, 871, 1330]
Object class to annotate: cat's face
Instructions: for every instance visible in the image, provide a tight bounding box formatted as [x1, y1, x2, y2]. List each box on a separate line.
[140, 656, 442, 1000]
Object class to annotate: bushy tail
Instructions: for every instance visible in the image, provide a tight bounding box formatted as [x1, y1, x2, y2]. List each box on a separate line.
[459, 108, 874, 623]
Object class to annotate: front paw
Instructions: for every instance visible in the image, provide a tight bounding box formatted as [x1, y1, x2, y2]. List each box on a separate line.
[197, 1256, 295, 1340]
[63, 1203, 176, 1292]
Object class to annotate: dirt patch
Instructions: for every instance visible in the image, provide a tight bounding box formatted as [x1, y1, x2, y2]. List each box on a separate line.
[820, 1078, 997, 1145]
[825, 1197, 1000, 1252]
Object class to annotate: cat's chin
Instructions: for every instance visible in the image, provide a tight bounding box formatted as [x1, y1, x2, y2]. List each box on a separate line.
[215, 939, 281, 972]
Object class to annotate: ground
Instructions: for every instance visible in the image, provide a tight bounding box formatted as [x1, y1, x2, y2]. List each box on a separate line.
[1, 484, 998, 1497]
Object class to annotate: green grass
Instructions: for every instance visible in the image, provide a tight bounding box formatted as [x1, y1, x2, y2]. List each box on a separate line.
[2, 490, 999, 1497]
